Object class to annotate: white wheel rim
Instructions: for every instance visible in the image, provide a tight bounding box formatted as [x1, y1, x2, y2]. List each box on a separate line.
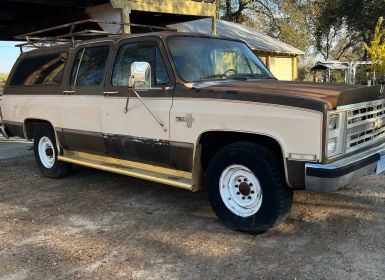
[219, 165, 263, 217]
[38, 136, 55, 169]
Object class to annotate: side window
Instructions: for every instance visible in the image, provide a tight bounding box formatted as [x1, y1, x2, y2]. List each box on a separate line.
[11, 52, 68, 86]
[70, 46, 110, 87]
[112, 42, 169, 87]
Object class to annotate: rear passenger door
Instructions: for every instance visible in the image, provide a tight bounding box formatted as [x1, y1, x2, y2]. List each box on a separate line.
[101, 37, 175, 167]
[58, 42, 112, 154]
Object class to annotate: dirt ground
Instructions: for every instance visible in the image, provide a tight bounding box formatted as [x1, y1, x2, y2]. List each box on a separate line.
[0, 137, 384, 280]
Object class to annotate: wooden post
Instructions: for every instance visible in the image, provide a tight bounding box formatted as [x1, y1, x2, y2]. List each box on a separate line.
[211, 17, 216, 36]
[344, 69, 348, 84]
[266, 55, 271, 70]
[121, 8, 131, 34]
[292, 56, 298, 81]
[374, 70, 376, 85]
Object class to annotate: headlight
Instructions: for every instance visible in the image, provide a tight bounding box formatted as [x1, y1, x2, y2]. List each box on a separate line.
[326, 111, 346, 158]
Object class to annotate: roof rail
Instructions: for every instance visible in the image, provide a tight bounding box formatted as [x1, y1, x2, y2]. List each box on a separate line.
[14, 19, 176, 53]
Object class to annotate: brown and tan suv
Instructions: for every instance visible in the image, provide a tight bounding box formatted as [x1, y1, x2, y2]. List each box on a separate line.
[1, 32, 385, 233]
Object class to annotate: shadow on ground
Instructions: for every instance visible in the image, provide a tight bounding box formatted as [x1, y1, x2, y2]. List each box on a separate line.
[0, 139, 384, 279]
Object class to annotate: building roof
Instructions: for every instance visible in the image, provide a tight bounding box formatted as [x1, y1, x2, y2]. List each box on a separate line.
[0, 0, 214, 41]
[0, 0, 107, 40]
[311, 61, 373, 72]
[311, 61, 349, 71]
[168, 18, 304, 56]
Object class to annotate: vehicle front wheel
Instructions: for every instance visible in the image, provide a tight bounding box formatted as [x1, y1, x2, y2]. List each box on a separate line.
[206, 142, 293, 234]
[33, 124, 71, 178]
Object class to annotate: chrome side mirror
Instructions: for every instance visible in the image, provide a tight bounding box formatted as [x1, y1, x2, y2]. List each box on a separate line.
[129, 62, 151, 90]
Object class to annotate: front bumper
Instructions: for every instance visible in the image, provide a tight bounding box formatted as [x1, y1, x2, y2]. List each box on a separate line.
[0, 117, 9, 139]
[0, 106, 8, 139]
[0, 125, 9, 138]
[305, 142, 385, 192]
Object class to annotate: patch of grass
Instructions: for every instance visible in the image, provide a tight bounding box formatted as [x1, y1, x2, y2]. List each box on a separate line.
[0, 73, 9, 83]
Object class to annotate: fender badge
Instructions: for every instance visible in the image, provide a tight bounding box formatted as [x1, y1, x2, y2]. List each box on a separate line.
[176, 113, 195, 128]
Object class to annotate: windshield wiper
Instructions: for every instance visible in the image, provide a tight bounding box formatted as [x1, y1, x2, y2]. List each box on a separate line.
[200, 74, 228, 80]
[228, 74, 275, 80]
[226, 74, 248, 80]
[199, 73, 276, 82]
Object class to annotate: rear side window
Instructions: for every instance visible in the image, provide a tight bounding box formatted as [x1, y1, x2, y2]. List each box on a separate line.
[11, 53, 67, 86]
[70, 46, 110, 86]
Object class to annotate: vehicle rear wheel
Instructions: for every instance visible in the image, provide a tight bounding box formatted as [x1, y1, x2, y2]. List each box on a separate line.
[206, 142, 293, 234]
[33, 124, 71, 178]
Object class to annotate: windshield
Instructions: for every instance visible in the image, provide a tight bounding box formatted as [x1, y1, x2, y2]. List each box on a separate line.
[167, 36, 274, 82]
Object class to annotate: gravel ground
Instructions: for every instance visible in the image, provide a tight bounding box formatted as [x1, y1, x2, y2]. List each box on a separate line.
[0, 137, 385, 280]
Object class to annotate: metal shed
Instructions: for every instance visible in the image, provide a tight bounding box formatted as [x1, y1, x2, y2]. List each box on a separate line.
[168, 18, 304, 81]
[311, 61, 373, 85]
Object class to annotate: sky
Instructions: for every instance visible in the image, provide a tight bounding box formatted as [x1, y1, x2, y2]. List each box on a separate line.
[0, 41, 21, 73]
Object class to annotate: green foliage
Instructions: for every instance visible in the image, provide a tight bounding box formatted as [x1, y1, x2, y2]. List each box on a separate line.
[0, 73, 8, 83]
[218, 0, 385, 64]
[298, 64, 313, 82]
[313, 0, 385, 60]
[364, 17, 385, 74]
[330, 71, 346, 83]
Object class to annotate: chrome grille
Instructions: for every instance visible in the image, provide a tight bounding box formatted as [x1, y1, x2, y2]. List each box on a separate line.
[345, 100, 385, 152]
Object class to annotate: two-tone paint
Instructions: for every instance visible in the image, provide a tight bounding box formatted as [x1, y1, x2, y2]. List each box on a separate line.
[2, 32, 383, 191]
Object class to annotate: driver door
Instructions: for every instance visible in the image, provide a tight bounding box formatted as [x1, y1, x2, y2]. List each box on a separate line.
[101, 37, 175, 167]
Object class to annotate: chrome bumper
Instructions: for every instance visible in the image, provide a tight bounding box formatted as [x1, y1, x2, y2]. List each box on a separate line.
[0, 105, 8, 138]
[305, 142, 385, 192]
[0, 125, 9, 139]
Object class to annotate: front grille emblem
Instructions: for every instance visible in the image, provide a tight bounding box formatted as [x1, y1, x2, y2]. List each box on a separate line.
[375, 118, 384, 130]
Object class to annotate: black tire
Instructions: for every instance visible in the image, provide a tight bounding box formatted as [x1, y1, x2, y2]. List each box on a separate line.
[33, 123, 71, 178]
[206, 142, 293, 234]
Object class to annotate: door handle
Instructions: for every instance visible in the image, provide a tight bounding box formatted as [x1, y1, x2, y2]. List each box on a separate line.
[62, 90, 75, 95]
[104, 91, 118, 96]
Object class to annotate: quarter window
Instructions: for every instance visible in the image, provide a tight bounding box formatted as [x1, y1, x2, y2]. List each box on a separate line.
[112, 42, 169, 86]
[70, 46, 110, 86]
[11, 52, 68, 86]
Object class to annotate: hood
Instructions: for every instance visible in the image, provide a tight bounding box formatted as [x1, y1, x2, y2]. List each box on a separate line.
[190, 80, 383, 111]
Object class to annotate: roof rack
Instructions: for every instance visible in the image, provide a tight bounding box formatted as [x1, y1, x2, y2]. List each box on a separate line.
[15, 19, 177, 53]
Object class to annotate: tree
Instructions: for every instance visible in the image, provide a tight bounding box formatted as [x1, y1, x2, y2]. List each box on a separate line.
[217, 0, 385, 61]
[364, 17, 385, 74]
[311, 0, 361, 60]
[313, 0, 385, 60]
[218, 0, 314, 53]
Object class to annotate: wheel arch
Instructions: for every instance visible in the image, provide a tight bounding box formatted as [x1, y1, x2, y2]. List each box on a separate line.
[23, 118, 54, 139]
[192, 130, 291, 190]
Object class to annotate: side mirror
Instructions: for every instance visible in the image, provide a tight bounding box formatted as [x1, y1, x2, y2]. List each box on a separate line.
[129, 62, 151, 90]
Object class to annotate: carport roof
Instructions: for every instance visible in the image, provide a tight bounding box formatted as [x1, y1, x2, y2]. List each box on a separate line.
[168, 18, 304, 56]
[0, 0, 108, 40]
[310, 62, 350, 71]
